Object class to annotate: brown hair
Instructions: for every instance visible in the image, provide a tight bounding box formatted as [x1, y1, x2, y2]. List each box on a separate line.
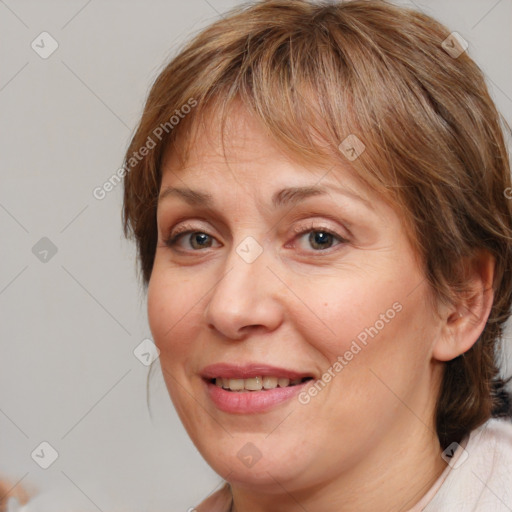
[122, 0, 512, 449]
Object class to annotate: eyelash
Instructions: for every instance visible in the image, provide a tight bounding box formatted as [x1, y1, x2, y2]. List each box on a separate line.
[162, 222, 348, 254]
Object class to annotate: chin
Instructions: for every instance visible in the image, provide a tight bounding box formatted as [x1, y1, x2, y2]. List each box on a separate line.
[200, 439, 309, 488]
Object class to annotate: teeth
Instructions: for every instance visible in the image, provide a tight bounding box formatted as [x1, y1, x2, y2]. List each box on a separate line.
[262, 376, 278, 389]
[226, 378, 244, 391]
[214, 376, 306, 391]
[246, 377, 263, 390]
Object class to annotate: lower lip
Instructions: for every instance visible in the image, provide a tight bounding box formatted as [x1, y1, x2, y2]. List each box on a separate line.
[203, 379, 311, 414]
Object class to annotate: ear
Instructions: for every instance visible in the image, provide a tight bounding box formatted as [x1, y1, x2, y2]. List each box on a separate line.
[432, 249, 496, 362]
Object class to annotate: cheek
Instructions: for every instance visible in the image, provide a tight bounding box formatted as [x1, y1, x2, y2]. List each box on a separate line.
[299, 273, 405, 359]
[147, 272, 203, 419]
[303, 266, 431, 393]
[147, 269, 198, 358]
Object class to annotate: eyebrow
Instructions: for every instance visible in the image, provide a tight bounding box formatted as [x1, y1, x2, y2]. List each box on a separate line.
[158, 184, 374, 211]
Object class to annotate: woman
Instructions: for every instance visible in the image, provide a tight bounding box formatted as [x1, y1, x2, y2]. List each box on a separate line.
[121, 0, 512, 510]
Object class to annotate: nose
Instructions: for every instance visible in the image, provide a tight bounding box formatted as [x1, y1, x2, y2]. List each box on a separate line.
[203, 239, 284, 340]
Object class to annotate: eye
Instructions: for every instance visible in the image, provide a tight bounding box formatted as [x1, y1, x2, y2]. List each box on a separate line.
[162, 222, 348, 253]
[163, 226, 219, 251]
[292, 223, 348, 252]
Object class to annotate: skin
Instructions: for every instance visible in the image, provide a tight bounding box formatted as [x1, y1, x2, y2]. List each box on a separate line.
[147, 102, 495, 512]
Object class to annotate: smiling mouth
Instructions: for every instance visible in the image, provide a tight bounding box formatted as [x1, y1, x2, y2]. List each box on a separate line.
[208, 376, 313, 392]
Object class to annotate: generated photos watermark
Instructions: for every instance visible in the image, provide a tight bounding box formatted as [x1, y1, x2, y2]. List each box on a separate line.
[92, 98, 197, 200]
[298, 301, 403, 405]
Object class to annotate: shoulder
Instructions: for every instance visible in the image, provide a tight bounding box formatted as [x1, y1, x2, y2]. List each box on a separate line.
[479, 416, 512, 444]
[194, 482, 232, 512]
[2, 486, 101, 512]
[425, 418, 512, 511]
[466, 417, 512, 476]
[0, 479, 30, 512]
[1, 497, 31, 512]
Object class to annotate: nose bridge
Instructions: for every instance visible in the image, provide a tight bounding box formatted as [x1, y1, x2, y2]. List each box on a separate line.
[203, 234, 282, 338]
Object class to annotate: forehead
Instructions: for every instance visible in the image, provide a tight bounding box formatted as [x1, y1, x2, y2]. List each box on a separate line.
[160, 102, 368, 200]
[155, 104, 406, 243]
[163, 102, 294, 172]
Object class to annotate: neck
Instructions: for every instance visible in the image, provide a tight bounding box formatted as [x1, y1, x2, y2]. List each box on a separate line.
[230, 418, 447, 512]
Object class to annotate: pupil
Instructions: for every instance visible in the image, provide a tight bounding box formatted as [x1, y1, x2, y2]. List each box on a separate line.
[192, 233, 210, 248]
[310, 231, 332, 249]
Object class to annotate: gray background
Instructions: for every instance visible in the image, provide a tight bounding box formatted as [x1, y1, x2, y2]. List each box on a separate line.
[1, 0, 511, 510]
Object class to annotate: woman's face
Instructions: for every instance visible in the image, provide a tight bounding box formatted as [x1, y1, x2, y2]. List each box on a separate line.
[148, 105, 444, 493]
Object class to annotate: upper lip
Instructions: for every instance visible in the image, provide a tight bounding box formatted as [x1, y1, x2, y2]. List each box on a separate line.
[201, 362, 314, 380]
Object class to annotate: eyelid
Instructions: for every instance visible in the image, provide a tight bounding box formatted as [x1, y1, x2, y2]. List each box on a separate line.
[291, 221, 344, 237]
[169, 221, 206, 238]
[167, 216, 349, 238]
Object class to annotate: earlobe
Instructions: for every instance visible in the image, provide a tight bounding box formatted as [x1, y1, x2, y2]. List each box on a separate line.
[432, 249, 495, 362]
